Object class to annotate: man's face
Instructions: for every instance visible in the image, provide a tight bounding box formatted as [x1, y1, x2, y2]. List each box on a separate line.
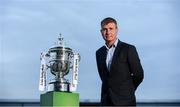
[101, 22, 118, 43]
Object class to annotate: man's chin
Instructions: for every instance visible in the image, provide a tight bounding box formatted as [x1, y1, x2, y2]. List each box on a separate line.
[106, 39, 113, 42]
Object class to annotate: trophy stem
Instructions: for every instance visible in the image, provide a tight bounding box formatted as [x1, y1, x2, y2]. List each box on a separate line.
[47, 72, 70, 92]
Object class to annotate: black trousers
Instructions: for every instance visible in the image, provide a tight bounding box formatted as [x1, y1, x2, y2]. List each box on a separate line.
[101, 93, 114, 106]
[101, 93, 136, 107]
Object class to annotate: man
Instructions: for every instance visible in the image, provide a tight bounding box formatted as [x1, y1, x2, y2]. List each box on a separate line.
[96, 17, 144, 106]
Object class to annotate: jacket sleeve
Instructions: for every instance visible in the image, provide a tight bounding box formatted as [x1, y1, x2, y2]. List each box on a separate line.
[128, 45, 144, 90]
[96, 51, 102, 81]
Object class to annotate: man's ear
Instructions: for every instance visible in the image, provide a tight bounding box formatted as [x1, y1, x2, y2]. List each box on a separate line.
[100, 29, 103, 34]
[116, 27, 119, 33]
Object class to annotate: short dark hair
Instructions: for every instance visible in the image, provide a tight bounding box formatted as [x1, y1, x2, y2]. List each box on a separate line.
[101, 17, 117, 28]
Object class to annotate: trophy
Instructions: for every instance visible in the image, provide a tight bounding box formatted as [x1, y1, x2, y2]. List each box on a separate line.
[39, 34, 80, 92]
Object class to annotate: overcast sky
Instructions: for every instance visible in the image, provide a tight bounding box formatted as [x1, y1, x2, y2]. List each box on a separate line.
[0, 0, 180, 102]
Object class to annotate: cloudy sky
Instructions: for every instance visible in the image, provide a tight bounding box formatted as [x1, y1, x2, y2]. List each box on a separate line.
[0, 0, 180, 102]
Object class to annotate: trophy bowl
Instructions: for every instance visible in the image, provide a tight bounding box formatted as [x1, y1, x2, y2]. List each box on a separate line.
[49, 46, 72, 77]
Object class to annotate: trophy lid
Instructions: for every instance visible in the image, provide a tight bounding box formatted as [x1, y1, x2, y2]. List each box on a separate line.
[49, 34, 72, 52]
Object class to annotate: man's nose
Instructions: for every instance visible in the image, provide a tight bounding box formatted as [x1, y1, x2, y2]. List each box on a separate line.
[106, 29, 110, 35]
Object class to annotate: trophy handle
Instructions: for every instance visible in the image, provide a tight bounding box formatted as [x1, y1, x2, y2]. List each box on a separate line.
[39, 52, 49, 92]
[70, 53, 80, 92]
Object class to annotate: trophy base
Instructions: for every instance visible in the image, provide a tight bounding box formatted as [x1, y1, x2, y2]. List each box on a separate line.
[48, 81, 70, 92]
[40, 91, 79, 107]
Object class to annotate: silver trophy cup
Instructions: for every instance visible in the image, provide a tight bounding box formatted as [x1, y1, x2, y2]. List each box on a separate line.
[39, 34, 80, 92]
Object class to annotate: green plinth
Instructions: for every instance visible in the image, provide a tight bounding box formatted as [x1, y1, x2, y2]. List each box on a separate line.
[40, 91, 79, 107]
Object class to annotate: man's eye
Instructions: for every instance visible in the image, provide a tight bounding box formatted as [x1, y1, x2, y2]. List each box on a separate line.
[102, 29, 107, 31]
